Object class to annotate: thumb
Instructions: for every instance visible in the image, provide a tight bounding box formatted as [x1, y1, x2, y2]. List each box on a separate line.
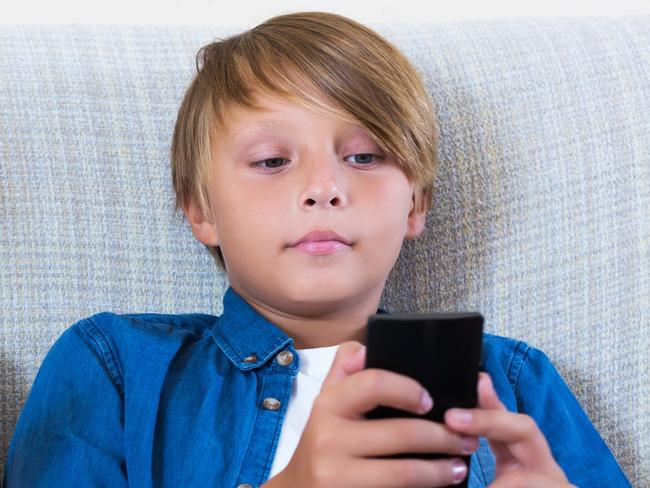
[321, 341, 366, 388]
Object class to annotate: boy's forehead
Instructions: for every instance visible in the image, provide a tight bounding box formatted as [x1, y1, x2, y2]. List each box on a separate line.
[215, 91, 365, 141]
[219, 92, 290, 126]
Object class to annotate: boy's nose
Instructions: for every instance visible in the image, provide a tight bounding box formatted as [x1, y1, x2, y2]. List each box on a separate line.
[299, 161, 348, 210]
[300, 177, 346, 209]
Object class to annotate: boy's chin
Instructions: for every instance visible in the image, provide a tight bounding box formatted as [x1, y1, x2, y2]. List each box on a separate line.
[277, 279, 371, 314]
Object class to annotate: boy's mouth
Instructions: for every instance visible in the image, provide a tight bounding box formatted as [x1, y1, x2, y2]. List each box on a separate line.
[289, 230, 352, 255]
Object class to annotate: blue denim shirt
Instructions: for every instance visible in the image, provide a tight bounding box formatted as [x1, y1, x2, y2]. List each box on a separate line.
[4, 286, 630, 487]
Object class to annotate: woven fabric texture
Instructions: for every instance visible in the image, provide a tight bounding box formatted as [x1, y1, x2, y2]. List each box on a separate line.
[1, 17, 648, 485]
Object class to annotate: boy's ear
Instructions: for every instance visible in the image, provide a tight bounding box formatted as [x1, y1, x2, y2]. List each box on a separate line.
[183, 197, 220, 247]
[404, 192, 427, 240]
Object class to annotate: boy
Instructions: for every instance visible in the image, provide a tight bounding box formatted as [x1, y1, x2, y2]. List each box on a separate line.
[4, 11, 631, 488]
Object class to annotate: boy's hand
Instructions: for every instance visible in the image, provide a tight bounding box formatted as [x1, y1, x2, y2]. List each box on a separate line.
[444, 372, 577, 488]
[263, 341, 478, 488]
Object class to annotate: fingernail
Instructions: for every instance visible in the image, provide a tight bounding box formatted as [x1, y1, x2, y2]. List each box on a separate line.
[480, 374, 494, 393]
[419, 389, 433, 413]
[452, 459, 467, 484]
[461, 435, 477, 454]
[449, 409, 472, 424]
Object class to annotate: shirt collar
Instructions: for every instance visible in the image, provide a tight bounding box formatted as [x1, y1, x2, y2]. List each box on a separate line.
[212, 286, 389, 371]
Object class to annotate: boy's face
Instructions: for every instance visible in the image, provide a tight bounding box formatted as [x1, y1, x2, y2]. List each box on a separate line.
[185, 89, 426, 316]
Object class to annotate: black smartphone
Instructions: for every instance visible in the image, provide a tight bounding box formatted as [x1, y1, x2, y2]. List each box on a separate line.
[363, 312, 484, 487]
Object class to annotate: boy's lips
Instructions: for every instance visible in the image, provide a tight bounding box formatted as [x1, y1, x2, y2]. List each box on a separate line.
[289, 230, 353, 255]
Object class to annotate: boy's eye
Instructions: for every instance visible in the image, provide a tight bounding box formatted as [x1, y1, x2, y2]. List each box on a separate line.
[345, 153, 379, 164]
[251, 153, 380, 171]
[252, 157, 288, 170]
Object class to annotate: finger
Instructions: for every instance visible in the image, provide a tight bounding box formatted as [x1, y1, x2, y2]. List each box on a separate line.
[444, 408, 555, 471]
[346, 457, 470, 488]
[477, 372, 504, 411]
[321, 341, 365, 388]
[488, 469, 576, 488]
[445, 408, 542, 446]
[322, 366, 434, 419]
[474, 372, 512, 460]
[346, 417, 479, 457]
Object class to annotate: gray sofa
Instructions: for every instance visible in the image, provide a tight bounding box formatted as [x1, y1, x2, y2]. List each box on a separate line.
[1, 16, 648, 486]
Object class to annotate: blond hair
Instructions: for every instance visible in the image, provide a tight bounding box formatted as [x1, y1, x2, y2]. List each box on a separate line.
[171, 11, 439, 270]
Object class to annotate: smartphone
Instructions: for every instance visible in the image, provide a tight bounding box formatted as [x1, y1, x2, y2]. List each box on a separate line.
[363, 311, 484, 486]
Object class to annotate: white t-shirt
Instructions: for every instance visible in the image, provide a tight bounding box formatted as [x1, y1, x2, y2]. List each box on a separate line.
[268, 344, 340, 479]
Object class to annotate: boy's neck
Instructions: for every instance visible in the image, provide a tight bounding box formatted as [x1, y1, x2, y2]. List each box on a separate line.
[231, 283, 385, 349]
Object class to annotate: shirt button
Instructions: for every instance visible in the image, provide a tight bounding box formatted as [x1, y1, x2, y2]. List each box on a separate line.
[275, 350, 294, 366]
[243, 353, 258, 363]
[262, 397, 281, 411]
[236, 484, 254, 488]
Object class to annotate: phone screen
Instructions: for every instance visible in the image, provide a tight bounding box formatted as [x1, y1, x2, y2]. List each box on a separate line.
[363, 311, 484, 470]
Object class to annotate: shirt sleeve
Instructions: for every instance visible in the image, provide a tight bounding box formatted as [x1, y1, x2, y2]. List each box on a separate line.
[513, 345, 632, 487]
[3, 320, 128, 488]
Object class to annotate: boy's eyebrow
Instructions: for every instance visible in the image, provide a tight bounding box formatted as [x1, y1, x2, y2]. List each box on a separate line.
[232, 118, 294, 141]
[233, 118, 372, 139]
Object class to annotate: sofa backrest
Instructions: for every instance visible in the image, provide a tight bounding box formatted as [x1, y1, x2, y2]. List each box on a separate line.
[1, 18, 648, 485]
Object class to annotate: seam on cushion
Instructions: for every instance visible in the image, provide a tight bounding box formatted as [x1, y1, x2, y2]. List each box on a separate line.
[76, 318, 125, 395]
